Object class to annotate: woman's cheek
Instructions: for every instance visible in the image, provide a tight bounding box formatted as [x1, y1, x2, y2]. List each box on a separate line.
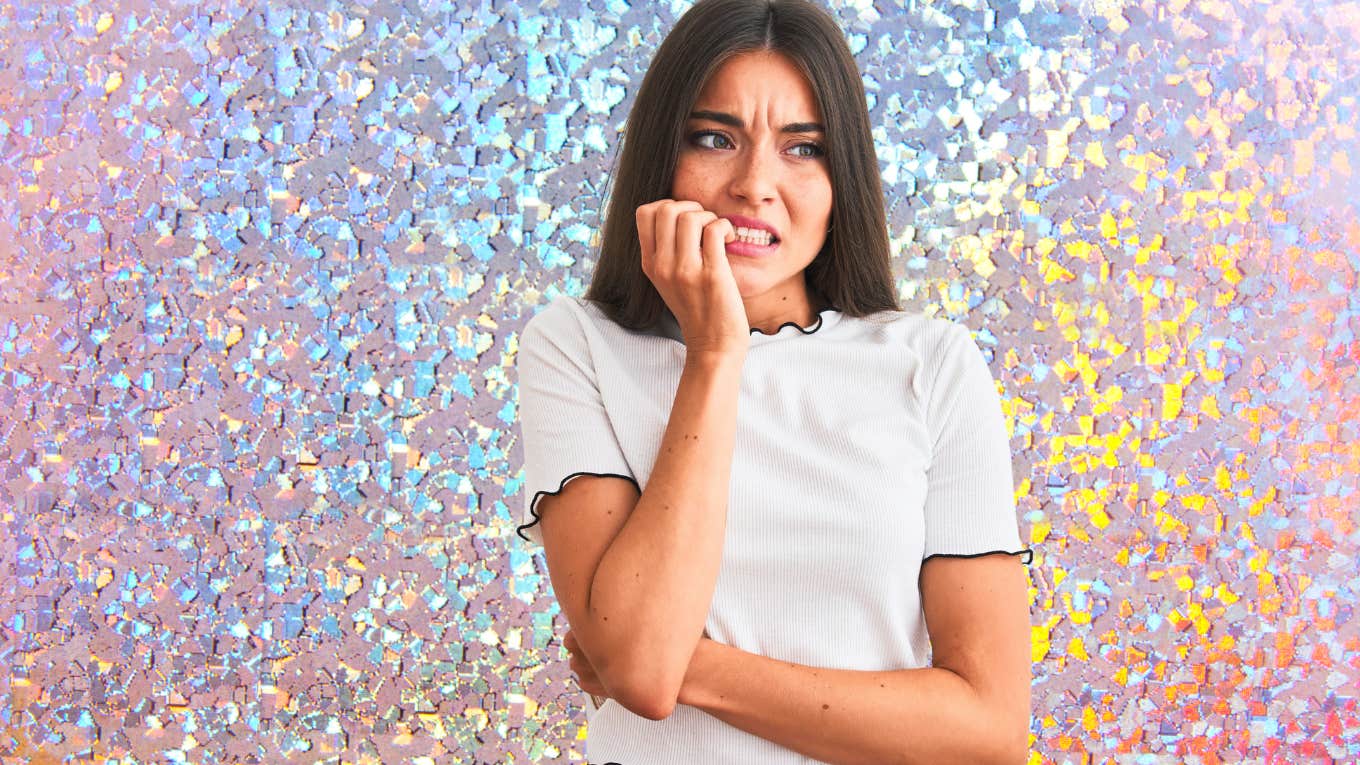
[670, 163, 704, 198]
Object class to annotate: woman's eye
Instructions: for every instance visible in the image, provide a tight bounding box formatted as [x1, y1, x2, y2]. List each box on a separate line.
[689, 132, 824, 158]
[692, 131, 732, 149]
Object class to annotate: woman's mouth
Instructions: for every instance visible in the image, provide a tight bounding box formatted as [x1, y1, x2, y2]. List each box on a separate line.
[732, 225, 778, 246]
[725, 227, 781, 257]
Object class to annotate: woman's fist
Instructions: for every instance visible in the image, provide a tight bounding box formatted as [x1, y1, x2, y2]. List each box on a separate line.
[636, 199, 750, 357]
[563, 628, 609, 701]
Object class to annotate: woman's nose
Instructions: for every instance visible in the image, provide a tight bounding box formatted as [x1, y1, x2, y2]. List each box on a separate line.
[727, 145, 778, 202]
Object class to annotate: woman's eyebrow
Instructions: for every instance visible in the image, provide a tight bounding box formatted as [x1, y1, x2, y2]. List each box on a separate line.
[688, 109, 824, 134]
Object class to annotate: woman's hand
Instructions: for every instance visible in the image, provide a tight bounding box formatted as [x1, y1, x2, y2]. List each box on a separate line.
[636, 199, 750, 357]
[563, 628, 610, 701]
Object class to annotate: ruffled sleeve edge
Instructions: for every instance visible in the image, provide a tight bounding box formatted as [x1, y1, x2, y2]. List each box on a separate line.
[922, 548, 1035, 566]
[515, 470, 640, 545]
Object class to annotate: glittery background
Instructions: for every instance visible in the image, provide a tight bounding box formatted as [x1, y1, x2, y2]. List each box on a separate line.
[1, 0, 1357, 762]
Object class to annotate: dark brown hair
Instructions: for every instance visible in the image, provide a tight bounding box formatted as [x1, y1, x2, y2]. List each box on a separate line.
[582, 0, 901, 332]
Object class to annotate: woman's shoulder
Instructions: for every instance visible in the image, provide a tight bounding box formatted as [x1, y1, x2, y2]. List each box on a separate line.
[530, 292, 586, 320]
[518, 294, 594, 360]
[531, 294, 630, 328]
[522, 294, 665, 356]
[857, 308, 968, 349]
[523, 293, 592, 335]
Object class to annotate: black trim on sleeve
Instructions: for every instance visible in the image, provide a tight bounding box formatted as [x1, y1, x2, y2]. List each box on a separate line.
[922, 548, 1035, 565]
[515, 471, 640, 544]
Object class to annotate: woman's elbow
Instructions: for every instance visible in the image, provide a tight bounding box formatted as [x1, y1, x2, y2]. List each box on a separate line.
[1000, 733, 1029, 764]
[631, 695, 678, 721]
[608, 665, 682, 721]
[990, 718, 1030, 764]
[610, 682, 676, 721]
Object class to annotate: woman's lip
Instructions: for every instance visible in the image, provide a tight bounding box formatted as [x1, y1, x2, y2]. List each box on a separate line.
[725, 238, 780, 257]
[724, 214, 781, 241]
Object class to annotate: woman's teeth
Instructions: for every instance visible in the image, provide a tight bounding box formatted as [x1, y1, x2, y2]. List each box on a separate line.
[733, 226, 774, 245]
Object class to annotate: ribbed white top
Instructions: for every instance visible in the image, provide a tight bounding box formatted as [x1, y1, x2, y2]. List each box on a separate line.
[515, 294, 1031, 764]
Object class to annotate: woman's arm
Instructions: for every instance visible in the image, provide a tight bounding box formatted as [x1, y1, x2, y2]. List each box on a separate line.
[583, 350, 744, 719]
[677, 553, 1032, 765]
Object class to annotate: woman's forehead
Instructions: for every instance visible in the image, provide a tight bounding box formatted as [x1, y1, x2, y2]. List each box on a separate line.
[693, 52, 821, 122]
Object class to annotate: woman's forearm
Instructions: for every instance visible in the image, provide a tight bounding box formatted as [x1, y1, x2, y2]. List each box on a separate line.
[678, 639, 1026, 765]
[588, 350, 744, 718]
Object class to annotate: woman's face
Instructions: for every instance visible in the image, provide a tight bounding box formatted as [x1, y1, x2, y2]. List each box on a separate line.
[671, 49, 833, 309]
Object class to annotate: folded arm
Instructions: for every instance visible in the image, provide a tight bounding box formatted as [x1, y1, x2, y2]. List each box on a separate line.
[676, 552, 1033, 765]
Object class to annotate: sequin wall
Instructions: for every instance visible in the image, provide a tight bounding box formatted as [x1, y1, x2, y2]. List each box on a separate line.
[1, 0, 1357, 761]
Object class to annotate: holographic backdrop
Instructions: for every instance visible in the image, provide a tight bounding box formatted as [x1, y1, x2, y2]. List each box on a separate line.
[2, 0, 1358, 762]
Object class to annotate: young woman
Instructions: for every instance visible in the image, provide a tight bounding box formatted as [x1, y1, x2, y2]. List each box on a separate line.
[514, 1, 1034, 762]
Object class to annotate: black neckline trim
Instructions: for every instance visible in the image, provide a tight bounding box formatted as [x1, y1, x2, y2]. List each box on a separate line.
[515, 470, 640, 544]
[923, 549, 1035, 565]
[652, 306, 839, 344]
[749, 308, 834, 336]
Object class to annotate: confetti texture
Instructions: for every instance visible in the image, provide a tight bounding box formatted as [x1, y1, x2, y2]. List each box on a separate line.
[1, 0, 1357, 763]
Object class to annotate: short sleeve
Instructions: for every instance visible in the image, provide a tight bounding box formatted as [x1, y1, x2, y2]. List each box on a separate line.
[513, 298, 637, 547]
[921, 322, 1033, 565]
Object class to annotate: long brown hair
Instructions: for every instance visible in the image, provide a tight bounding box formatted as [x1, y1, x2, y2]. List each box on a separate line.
[582, 0, 901, 332]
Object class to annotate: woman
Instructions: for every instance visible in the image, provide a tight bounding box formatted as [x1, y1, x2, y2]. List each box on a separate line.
[514, 1, 1034, 762]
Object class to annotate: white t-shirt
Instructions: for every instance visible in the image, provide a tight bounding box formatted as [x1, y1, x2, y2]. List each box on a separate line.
[515, 294, 1031, 764]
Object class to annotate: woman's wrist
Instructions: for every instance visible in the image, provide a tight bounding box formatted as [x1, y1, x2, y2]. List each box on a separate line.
[677, 636, 718, 708]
